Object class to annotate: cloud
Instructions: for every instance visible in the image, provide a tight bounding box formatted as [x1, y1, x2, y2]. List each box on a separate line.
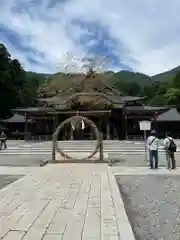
[0, 0, 180, 75]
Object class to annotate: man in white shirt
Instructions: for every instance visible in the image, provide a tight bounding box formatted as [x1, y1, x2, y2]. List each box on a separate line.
[164, 132, 176, 169]
[147, 130, 159, 169]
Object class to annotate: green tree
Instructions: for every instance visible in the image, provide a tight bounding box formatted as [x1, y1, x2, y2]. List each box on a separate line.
[0, 43, 44, 118]
[148, 95, 168, 106]
[165, 88, 180, 105]
[170, 72, 180, 89]
[113, 80, 141, 96]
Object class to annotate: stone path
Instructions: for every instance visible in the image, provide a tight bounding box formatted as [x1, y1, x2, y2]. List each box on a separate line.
[1, 164, 180, 239]
[0, 166, 39, 175]
[0, 164, 135, 240]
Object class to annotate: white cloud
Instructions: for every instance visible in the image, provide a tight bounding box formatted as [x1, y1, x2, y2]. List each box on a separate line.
[0, 0, 180, 75]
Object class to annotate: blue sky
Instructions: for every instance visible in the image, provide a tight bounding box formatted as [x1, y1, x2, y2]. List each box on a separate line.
[0, 0, 180, 75]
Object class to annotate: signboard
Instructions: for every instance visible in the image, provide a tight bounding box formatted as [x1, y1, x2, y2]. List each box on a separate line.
[139, 120, 151, 131]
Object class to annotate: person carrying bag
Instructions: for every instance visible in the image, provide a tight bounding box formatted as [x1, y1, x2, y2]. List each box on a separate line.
[164, 132, 176, 169]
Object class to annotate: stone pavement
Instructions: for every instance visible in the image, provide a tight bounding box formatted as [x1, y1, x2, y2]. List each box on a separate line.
[0, 166, 39, 175]
[0, 164, 135, 240]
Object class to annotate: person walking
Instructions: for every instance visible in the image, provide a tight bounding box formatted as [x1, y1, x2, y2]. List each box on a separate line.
[147, 130, 159, 169]
[164, 132, 176, 169]
[0, 130, 7, 150]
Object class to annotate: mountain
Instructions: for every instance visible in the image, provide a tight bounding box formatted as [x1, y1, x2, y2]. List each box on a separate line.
[38, 65, 180, 94]
[113, 65, 180, 84]
[31, 64, 180, 92]
[26, 71, 52, 84]
[151, 66, 180, 82]
[112, 71, 151, 86]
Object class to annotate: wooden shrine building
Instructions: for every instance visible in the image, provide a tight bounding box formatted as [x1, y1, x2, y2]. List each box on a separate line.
[2, 69, 172, 140]
[154, 108, 180, 138]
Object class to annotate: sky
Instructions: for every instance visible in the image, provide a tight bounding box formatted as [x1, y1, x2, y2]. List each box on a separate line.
[0, 0, 180, 75]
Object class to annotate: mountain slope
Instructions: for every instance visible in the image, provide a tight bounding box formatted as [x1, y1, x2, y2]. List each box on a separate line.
[28, 65, 180, 88]
[112, 71, 151, 86]
[151, 66, 180, 82]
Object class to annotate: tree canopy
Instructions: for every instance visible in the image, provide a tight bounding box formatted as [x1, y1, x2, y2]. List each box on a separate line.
[0, 43, 47, 119]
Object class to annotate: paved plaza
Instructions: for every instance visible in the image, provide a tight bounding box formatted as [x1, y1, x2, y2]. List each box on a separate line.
[0, 164, 135, 240]
[0, 164, 180, 239]
[0, 164, 180, 240]
[0, 140, 180, 239]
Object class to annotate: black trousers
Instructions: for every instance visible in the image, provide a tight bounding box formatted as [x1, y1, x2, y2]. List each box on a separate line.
[0, 140, 7, 150]
[166, 151, 176, 169]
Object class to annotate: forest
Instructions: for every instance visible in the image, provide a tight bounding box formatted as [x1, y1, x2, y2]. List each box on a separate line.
[1, 43, 180, 119]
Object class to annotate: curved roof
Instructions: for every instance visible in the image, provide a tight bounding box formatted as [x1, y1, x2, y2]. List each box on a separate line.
[12, 107, 56, 115]
[156, 108, 180, 122]
[1, 114, 33, 123]
[36, 70, 139, 109]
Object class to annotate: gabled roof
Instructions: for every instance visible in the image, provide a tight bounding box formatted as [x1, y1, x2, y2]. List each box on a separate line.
[37, 70, 145, 109]
[121, 96, 146, 102]
[56, 70, 125, 97]
[125, 106, 170, 113]
[12, 107, 56, 114]
[1, 114, 33, 123]
[156, 108, 180, 122]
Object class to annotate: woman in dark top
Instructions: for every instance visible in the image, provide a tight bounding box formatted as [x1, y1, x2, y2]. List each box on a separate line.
[0, 131, 7, 150]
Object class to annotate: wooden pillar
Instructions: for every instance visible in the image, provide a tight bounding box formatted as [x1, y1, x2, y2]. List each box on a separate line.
[52, 133, 56, 162]
[112, 123, 116, 140]
[122, 108, 128, 140]
[99, 132, 104, 161]
[70, 119, 74, 140]
[106, 121, 110, 140]
[96, 116, 101, 140]
[53, 115, 58, 133]
[24, 113, 28, 141]
[32, 120, 35, 141]
[125, 114, 128, 140]
[106, 111, 111, 140]
[53, 115, 57, 141]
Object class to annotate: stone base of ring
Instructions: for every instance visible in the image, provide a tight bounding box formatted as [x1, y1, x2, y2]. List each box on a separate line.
[55, 151, 108, 162]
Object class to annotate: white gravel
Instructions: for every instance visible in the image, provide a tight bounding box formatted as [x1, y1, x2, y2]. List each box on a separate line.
[116, 175, 180, 240]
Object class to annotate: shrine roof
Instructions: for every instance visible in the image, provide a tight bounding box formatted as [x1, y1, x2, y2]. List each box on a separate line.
[12, 107, 56, 114]
[1, 114, 33, 123]
[121, 96, 146, 102]
[155, 108, 180, 122]
[47, 110, 112, 116]
[36, 70, 145, 108]
[37, 94, 144, 109]
[125, 106, 170, 112]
